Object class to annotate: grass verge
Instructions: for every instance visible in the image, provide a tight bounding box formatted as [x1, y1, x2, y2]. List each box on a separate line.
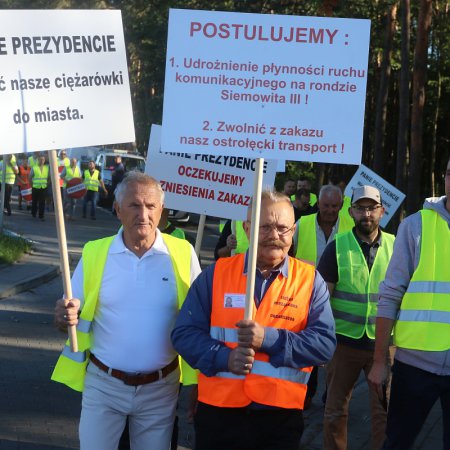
[0, 232, 32, 264]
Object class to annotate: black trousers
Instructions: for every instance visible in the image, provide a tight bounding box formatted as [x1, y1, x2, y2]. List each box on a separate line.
[194, 402, 304, 450]
[383, 360, 450, 450]
[31, 187, 47, 218]
[0, 183, 13, 214]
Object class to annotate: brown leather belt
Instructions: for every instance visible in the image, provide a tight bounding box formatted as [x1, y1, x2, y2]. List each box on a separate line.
[89, 354, 179, 386]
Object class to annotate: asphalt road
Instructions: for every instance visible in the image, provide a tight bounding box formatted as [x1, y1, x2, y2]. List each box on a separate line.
[0, 198, 444, 449]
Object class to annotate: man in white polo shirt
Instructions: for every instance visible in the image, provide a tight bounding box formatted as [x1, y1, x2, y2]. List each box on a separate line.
[52, 172, 201, 450]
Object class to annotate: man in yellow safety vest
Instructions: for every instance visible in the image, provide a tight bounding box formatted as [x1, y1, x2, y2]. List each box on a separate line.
[82, 160, 107, 220]
[0, 154, 18, 216]
[52, 172, 201, 449]
[368, 157, 450, 449]
[61, 157, 81, 221]
[28, 154, 49, 221]
[318, 186, 395, 450]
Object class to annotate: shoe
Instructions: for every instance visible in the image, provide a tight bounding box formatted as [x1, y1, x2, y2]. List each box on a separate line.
[91, 217, 96, 220]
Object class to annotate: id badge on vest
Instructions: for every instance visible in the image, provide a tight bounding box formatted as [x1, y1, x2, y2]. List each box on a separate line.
[224, 293, 245, 308]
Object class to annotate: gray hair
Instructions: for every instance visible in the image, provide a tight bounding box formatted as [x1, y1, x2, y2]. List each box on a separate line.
[247, 188, 293, 213]
[319, 184, 343, 201]
[114, 172, 165, 206]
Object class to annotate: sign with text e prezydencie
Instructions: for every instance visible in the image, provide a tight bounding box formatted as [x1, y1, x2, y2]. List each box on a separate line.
[146, 124, 277, 220]
[0, 10, 135, 155]
[161, 9, 370, 165]
[345, 164, 406, 227]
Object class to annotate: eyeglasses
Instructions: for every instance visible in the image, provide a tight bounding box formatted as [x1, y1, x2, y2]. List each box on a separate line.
[351, 205, 382, 213]
[259, 223, 295, 236]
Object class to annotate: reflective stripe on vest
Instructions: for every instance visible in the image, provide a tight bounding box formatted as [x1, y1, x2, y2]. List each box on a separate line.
[394, 209, 450, 351]
[83, 170, 100, 191]
[211, 325, 312, 384]
[51, 233, 196, 391]
[62, 345, 87, 363]
[332, 309, 377, 325]
[295, 213, 353, 266]
[216, 360, 311, 384]
[406, 281, 450, 294]
[210, 326, 239, 342]
[397, 310, 450, 323]
[76, 317, 92, 334]
[330, 231, 394, 339]
[32, 165, 49, 189]
[332, 291, 380, 303]
[232, 220, 249, 255]
[199, 253, 315, 409]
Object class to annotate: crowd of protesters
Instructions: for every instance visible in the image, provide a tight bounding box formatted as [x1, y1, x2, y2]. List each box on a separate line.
[2, 152, 449, 450]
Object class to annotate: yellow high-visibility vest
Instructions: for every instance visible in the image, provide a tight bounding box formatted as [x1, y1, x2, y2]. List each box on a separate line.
[0, 160, 16, 184]
[232, 220, 249, 255]
[331, 230, 395, 339]
[394, 210, 450, 351]
[32, 165, 49, 189]
[83, 169, 100, 192]
[66, 166, 81, 180]
[295, 213, 353, 266]
[51, 233, 197, 391]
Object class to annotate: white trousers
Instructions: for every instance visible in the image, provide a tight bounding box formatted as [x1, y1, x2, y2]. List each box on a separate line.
[79, 362, 179, 450]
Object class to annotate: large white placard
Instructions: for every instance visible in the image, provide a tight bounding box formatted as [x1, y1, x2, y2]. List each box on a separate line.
[345, 164, 405, 227]
[146, 125, 277, 220]
[0, 10, 135, 155]
[162, 9, 370, 164]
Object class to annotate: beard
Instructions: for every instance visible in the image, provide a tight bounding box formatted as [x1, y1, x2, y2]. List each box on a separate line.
[355, 218, 378, 236]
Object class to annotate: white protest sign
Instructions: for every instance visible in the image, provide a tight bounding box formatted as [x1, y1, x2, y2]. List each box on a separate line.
[0, 10, 135, 155]
[162, 9, 370, 164]
[146, 124, 277, 220]
[345, 164, 405, 227]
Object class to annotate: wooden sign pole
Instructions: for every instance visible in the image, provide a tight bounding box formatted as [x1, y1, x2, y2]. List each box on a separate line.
[48, 150, 78, 352]
[244, 158, 264, 320]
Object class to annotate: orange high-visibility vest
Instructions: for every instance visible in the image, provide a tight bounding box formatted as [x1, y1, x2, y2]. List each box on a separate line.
[199, 253, 315, 409]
